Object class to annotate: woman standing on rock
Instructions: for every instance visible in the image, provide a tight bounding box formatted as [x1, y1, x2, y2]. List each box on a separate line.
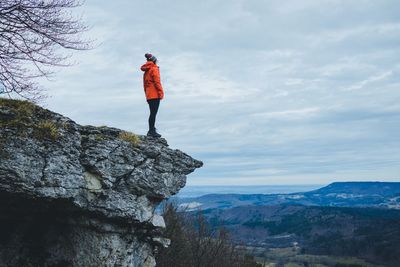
[141, 53, 164, 138]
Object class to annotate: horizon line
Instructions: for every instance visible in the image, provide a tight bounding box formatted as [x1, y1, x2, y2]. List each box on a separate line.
[185, 181, 400, 186]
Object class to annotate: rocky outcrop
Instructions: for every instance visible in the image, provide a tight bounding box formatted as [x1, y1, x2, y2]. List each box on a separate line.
[0, 99, 202, 267]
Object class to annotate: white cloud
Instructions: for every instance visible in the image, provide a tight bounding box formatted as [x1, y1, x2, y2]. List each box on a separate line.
[253, 107, 321, 120]
[345, 71, 393, 91]
[162, 53, 260, 102]
[309, 23, 400, 45]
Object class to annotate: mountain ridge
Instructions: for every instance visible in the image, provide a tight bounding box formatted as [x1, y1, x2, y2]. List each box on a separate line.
[176, 181, 400, 211]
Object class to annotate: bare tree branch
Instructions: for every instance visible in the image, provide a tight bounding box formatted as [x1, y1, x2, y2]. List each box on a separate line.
[0, 0, 90, 101]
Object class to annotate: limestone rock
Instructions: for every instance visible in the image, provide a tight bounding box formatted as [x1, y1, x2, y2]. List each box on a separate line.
[0, 99, 202, 267]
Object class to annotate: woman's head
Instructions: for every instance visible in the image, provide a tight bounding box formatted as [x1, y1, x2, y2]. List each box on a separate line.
[145, 53, 157, 64]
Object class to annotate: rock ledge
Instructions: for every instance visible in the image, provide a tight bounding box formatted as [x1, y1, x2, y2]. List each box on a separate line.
[0, 99, 202, 267]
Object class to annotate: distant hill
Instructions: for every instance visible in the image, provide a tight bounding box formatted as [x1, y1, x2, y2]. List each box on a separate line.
[191, 205, 400, 267]
[309, 181, 400, 196]
[176, 182, 400, 210]
[172, 182, 400, 266]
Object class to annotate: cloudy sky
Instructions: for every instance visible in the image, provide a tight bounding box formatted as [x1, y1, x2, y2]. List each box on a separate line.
[41, 0, 399, 185]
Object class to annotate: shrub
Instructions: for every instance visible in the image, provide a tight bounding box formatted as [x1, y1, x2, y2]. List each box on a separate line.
[156, 203, 262, 267]
[35, 121, 59, 140]
[118, 131, 140, 147]
[95, 134, 105, 141]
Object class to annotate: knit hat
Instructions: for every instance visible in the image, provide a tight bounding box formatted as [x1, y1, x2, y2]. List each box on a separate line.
[145, 53, 157, 62]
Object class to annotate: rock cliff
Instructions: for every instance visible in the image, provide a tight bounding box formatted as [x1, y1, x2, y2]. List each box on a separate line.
[0, 99, 202, 267]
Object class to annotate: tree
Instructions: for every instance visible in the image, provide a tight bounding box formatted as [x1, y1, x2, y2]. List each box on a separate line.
[156, 203, 262, 267]
[0, 0, 89, 100]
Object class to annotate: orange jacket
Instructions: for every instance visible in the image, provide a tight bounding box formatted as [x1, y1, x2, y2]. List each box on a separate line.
[140, 61, 164, 100]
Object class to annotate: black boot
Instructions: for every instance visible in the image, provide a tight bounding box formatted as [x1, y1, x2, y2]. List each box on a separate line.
[147, 128, 161, 138]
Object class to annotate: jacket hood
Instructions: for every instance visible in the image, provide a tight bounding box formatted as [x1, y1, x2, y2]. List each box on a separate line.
[140, 61, 156, 72]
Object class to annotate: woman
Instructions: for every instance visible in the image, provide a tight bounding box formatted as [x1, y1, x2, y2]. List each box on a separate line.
[140, 53, 164, 137]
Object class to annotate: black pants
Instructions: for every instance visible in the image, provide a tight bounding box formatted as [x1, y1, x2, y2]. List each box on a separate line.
[147, 98, 160, 131]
